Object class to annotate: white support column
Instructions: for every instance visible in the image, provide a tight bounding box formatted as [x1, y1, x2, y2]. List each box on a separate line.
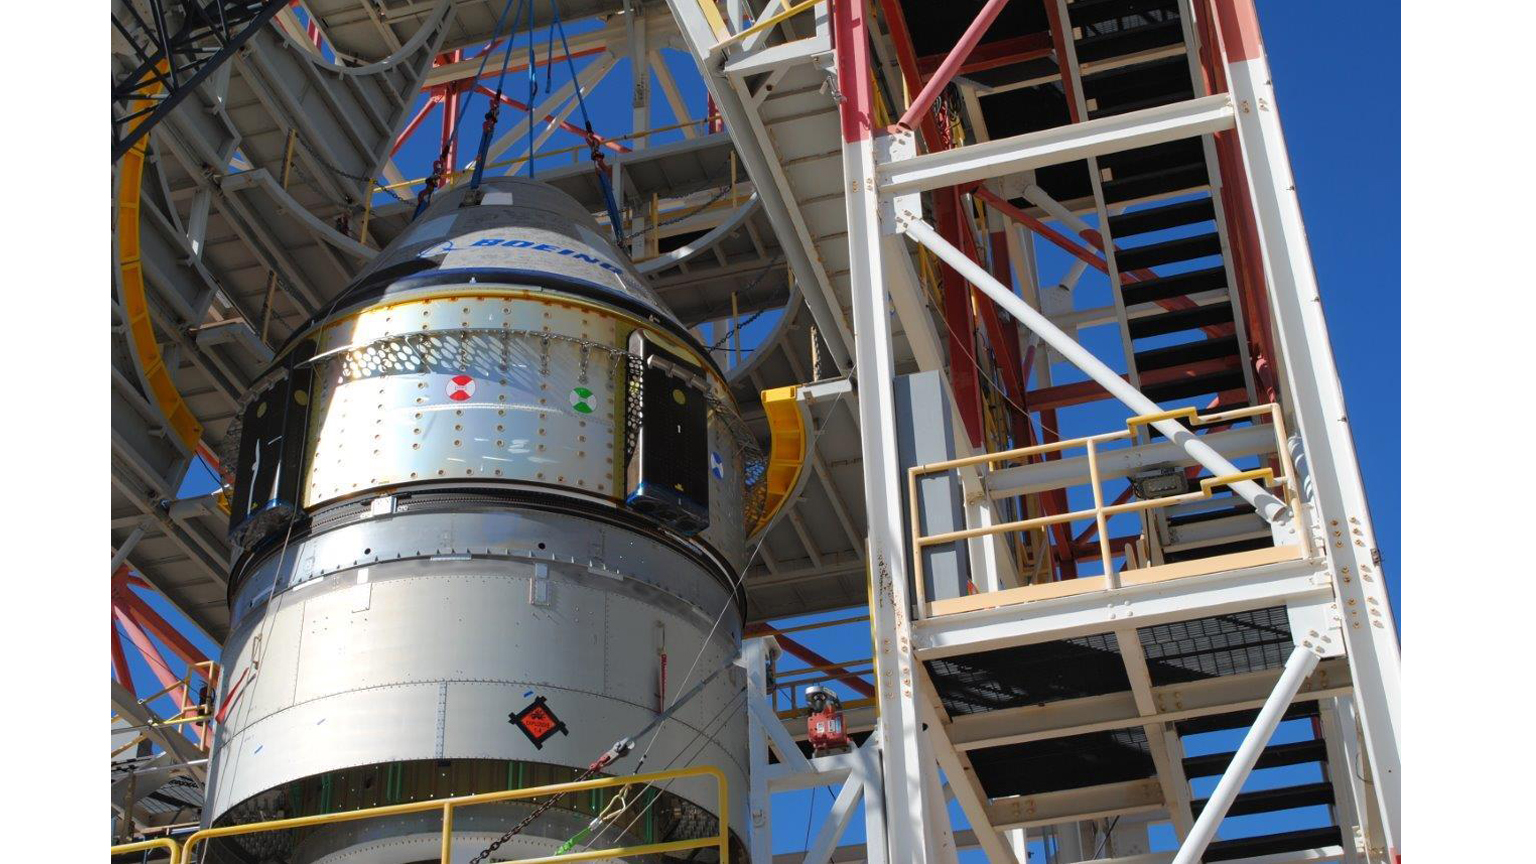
[923, 756, 960, 864]
[110, 524, 148, 574]
[625, 0, 650, 148]
[803, 767, 865, 864]
[901, 217, 1290, 525]
[920, 694, 1022, 864]
[1214, 1, 1400, 850]
[743, 637, 780, 864]
[1171, 644, 1322, 864]
[1116, 629, 1196, 841]
[1320, 697, 1367, 864]
[859, 743, 890, 864]
[833, 0, 930, 859]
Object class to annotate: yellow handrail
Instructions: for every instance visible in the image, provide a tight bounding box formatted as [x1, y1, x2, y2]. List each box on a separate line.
[110, 837, 179, 859]
[711, 0, 827, 52]
[171, 765, 729, 864]
[908, 403, 1307, 613]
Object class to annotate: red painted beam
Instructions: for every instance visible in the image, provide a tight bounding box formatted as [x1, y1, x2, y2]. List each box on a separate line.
[935, 187, 986, 447]
[392, 93, 442, 156]
[115, 590, 214, 680]
[1025, 355, 1244, 411]
[113, 605, 184, 697]
[743, 624, 877, 699]
[896, 0, 1015, 131]
[915, 32, 1053, 77]
[973, 186, 1110, 273]
[474, 85, 631, 154]
[111, 625, 136, 692]
[991, 231, 1031, 448]
[1071, 534, 1141, 562]
[1040, 0, 1082, 124]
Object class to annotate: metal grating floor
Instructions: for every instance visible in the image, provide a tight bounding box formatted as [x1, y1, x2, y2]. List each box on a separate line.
[1138, 606, 1293, 686]
[925, 632, 1129, 716]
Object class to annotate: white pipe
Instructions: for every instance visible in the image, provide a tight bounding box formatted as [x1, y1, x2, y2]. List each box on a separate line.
[1172, 645, 1322, 864]
[902, 218, 1290, 524]
[1023, 183, 1095, 233]
[110, 526, 146, 574]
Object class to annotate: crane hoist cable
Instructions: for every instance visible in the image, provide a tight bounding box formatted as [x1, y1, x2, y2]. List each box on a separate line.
[547, 0, 626, 244]
[468, 0, 530, 190]
[412, 0, 521, 218]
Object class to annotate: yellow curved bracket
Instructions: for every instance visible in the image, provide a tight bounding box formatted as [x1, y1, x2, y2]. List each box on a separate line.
[750, 386, 809, 538]
[1199, 468, 1276, 495]
[1126, 405, 1199, 433]
[116, 59, 204, 453]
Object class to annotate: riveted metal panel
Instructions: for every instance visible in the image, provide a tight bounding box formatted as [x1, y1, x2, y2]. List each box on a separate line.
[209, 535, 748, 844]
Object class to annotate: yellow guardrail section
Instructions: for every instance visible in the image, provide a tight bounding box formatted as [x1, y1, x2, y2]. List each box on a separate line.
[908, 403, 1307, 612]
[751, 386, 808, 537]
[116, 59, 204, 452]
[149, 765, 727, 864]
[109, 837, 180, 860]
[712, 0, 827, 51]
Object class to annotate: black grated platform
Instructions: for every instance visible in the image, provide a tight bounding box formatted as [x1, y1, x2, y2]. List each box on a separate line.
[926, 632, 1129, 716]
[970, 728, 1155, 798]
[1138, 606, 1294, 686]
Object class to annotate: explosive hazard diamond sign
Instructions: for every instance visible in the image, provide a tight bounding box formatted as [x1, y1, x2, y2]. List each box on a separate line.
[447, 374, 476, 401]
[509, 695, 569, 749]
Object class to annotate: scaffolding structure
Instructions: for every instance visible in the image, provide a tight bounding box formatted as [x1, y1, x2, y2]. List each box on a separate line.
[110, 1, 1400, 862]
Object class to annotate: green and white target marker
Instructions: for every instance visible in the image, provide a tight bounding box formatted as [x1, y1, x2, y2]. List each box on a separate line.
[569, 386, 595, 414]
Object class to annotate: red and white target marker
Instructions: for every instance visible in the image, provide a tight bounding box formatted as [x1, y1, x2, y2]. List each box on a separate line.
[446, 374, 476, 402]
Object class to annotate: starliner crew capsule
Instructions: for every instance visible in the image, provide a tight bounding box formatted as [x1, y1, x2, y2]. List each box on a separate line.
[204, 177, 755, 862]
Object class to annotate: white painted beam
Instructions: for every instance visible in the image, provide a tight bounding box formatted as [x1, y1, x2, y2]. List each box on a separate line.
[946, 657, 1350, 751]
[877, 95, 1235, 196]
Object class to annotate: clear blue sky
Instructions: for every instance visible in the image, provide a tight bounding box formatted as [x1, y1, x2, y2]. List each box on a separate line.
[134, 1, 1399, 855]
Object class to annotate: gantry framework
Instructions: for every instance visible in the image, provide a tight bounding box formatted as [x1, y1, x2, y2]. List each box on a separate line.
[111, 1, 1400, 862]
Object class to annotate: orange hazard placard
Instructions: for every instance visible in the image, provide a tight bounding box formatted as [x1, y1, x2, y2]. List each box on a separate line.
[509, 695, 569, 749]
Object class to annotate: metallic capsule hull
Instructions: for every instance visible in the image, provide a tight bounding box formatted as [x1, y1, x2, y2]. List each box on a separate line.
[205, 178, 755, 862]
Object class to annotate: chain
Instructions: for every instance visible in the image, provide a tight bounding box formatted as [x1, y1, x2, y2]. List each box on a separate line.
[626, 155, 741, 241]
[706, 253, 785, 352]
[465, 762, 606, 864]
[288, 132, 411, 203]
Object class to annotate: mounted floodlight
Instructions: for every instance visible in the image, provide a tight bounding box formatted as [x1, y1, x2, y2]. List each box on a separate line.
[1131, 466, 1190, 500]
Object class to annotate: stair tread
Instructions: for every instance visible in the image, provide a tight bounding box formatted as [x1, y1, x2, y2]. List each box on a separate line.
[1205, 826, 1344, 862]
[1193, 782, 1334, 818]
[1110, 199, 1216, 237]
[1069, 0, 1181, 27]
[1183, 739, 1328, 777]
[1134, 335, 1240, 372]
[1127, 302, 1233, 338]
[1122, 265, 1227, 305]
[1103, 162, 1210, 203]
[1139, 369, 1246, 404]
[1116, 232, 1223, 270]
[1076, 17, 1186, 64]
